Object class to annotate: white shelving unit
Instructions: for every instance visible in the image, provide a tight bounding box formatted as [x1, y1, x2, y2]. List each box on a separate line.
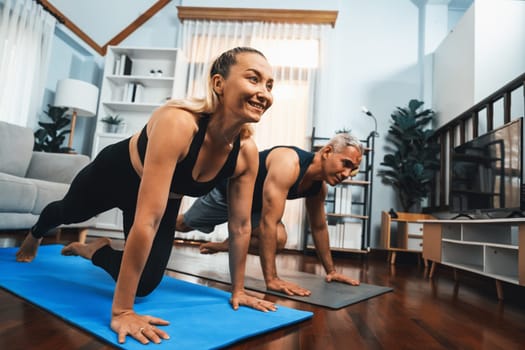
[92, 46, 188, 230]
[423, 218, 525, 299]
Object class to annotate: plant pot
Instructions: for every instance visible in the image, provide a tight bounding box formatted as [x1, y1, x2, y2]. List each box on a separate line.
[103, 123, 120, 133]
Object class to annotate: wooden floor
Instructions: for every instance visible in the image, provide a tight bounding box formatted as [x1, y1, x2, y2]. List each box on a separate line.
[1, 231, 525, 350]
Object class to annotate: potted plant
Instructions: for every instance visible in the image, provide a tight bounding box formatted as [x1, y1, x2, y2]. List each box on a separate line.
[33, 104, 72, 153]
[100, 115, 123, 133]
[378, 99, 440, 212]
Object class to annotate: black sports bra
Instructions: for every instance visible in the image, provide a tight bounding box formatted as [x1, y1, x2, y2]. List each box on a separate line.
[136, 115, 241, 197]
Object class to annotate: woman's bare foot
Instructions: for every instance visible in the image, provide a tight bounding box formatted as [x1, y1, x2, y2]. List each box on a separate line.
[199, 240, 229, 254]
[16, 233, 43, 262]
[61, 237, 111, 260]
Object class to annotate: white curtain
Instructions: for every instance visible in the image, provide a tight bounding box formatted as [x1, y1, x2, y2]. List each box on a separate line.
[0, 0, 55, 126]
[176, 20, 332, 250]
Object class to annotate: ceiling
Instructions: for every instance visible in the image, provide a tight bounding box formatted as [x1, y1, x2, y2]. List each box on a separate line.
[43, 0, 475, 56]
[44, 0, 171, 55]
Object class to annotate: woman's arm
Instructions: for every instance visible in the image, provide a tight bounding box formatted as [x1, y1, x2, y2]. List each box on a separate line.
[111, 106, 197, 344]
[226, 138, 276, 312]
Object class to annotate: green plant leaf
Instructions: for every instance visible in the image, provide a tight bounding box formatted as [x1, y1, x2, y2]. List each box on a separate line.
[379, 99, 439, 212]
[33, 104, 73, 153]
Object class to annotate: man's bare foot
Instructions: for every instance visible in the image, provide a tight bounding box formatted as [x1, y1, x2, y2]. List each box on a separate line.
[199, 241, 229, 254]
[16, 233, 43, 262]
[61, 237, 111, 260]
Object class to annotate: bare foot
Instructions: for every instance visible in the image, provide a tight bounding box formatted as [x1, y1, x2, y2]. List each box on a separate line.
[61, 237, 111, 260]
[16, 233, 43, 262]
[199, 241, 229, 254]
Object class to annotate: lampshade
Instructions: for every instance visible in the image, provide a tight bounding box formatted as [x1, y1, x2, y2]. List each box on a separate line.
[54, 79, 99, 117]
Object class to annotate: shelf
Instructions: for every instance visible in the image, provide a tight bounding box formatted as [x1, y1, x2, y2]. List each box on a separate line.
[106, 75, 174, 88]
[92, 46, 188, 231]
[441, 261, 484, 274]
[423, 219, 525, 292]
[102, 101, 163, 112]
[110, 46, 181, 60]
[327, 213, 368, 220]
[341, 179, 370, 185]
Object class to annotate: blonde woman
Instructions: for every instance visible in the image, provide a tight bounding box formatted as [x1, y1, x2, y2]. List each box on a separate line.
[16, 47, 276, 345]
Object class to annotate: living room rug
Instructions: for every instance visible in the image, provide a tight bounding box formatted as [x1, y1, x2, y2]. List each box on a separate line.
[168, 248, 393, 310]
[0, 245, 313, 350]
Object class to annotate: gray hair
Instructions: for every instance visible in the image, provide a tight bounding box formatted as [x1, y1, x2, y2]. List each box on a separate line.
[327, 133, 364, 155]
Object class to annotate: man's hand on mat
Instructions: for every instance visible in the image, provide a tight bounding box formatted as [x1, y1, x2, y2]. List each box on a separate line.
[266, 278, 311, 296]
[230, 290, 277, 312]
[111, 310, 170, 345]
[325, 271, 360, 286]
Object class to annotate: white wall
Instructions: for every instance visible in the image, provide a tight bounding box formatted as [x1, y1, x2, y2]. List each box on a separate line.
[327, 1, 426, 246]
[119, 1, 181, 47]
[432, 0, 525, 128]
[474, 0, 525, 101]
[432, 5, 475, 127]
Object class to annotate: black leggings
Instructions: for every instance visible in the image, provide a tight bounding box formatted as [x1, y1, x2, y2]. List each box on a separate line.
[32, 138, 180, 296]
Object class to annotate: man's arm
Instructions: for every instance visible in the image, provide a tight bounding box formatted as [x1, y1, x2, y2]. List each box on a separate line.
[259, 149, 311, 296]
[305, 183, 360, 286]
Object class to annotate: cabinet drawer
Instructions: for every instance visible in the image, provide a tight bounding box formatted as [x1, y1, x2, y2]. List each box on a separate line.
[407, 223, 424, 236]
[407, 237, 423, 251]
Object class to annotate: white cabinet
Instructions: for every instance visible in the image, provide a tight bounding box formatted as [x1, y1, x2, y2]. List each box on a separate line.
[92, 46, 188, 230]
[423, 218, 525, 299]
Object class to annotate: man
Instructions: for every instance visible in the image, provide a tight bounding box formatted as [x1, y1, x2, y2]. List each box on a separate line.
[176, 133, 363, 296]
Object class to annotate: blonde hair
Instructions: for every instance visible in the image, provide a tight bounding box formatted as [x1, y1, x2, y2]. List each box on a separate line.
[168, 47, 267, 139]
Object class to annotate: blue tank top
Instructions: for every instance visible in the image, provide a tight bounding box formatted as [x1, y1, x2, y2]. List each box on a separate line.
[217, 146, 322, 212]
[137, 114, 241, 197]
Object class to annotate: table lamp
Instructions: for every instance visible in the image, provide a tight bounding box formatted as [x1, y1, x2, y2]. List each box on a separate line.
[54, 79, 99, 150]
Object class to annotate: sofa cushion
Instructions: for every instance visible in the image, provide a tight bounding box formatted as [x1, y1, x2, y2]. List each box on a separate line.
[0, 121, 33, 177]
[0, 212, 39, 230]
[31, 178, 69, 214]
[0, 173, 37, 213]
[27, 151, 90, 184]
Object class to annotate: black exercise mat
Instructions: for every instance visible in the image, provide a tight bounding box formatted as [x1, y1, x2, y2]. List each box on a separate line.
[167, 248, 393, 309]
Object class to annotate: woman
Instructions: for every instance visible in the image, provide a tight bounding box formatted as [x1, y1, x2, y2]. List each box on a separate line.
[16, 47, 276, 345]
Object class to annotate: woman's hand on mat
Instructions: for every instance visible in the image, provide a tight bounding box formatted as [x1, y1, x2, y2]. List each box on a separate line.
[266, 278, 311, 296]
[111, 310, 170, 344]
[230, 290, 277, 312]
[325, 271, 360, 286]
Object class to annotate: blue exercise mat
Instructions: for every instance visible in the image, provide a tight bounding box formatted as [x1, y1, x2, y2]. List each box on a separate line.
[0, 245, 312, 349]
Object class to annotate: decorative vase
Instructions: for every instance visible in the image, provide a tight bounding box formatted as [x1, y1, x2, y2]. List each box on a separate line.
[104, 123, 119, 133]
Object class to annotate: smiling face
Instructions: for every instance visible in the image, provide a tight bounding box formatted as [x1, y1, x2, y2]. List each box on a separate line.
[212, 52, 274, 123]
[321, 145, 363, 186]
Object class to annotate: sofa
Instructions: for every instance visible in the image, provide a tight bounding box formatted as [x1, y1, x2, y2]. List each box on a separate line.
[0, 120, 95, 239]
